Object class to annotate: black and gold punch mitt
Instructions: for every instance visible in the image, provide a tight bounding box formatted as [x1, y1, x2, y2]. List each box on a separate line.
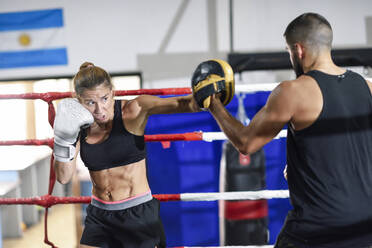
[191, 59, 235, 109]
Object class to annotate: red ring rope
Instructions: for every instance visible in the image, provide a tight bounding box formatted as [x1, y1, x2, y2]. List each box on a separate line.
[0, 87, 191, 101]
[0, 132, 204, 148]
[0, 138, 54, 147]
[0, 194, 181, 207]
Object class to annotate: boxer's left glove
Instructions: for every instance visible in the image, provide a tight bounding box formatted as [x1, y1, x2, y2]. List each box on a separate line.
[191, 59, 235, 110]
[53, 98, 94, 162]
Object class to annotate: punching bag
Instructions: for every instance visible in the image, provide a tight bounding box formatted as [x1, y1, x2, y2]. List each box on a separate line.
[219, 94, 268, 245]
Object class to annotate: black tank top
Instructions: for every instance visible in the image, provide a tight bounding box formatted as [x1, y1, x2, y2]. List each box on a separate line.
[79, 100, 146, 171]
[284, 70, 372, 245]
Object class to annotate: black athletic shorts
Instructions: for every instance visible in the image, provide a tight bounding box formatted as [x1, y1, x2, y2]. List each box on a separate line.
[275, 218, 372, 248]
[275, 231, 372, 248]
[80, 193, 166, 248]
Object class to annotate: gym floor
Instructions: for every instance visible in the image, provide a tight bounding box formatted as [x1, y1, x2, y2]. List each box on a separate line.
[3, 205, 77, 248]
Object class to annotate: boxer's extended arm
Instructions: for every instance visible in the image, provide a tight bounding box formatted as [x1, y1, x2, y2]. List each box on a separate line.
[209, 81, 297, 155]
[136, 94, 200, 115]
[118, 94, 200, 135]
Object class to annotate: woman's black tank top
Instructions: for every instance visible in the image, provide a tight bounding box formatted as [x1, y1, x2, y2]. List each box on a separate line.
[79, 100, 146, 171]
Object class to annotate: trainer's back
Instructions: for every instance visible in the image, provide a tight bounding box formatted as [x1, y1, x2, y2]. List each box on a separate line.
[285, 70, 372, 245]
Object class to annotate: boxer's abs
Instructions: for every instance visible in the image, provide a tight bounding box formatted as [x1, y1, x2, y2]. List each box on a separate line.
[89, 159, 150, 201]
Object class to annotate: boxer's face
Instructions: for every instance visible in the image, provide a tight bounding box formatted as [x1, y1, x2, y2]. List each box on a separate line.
[286, 43, 304, 78]
[79, 83, 114, 124]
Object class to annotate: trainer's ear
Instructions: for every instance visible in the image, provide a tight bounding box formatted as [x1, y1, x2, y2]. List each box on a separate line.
[294, 43, 305, 59]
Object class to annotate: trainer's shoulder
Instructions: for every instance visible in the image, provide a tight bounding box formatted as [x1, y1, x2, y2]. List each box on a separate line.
[275, 77, 306, 94]
[284, 74, 316, 88]
[273, 76, 316, 103]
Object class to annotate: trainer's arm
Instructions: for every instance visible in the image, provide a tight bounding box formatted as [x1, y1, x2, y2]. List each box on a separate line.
[54, 141, 79, 184]
[209, 81, 296, 154]
[136, 94, 200, 115]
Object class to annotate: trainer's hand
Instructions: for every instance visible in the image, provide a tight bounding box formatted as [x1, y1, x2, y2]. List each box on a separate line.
[208, 93, 223, 109]
[53, 98, 94, 162]
[191, 59, 235, 110]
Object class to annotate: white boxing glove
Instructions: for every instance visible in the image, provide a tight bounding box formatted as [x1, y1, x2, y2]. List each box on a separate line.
[53, 98, 94, 162]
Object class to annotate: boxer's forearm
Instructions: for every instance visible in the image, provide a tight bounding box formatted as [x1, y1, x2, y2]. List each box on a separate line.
[178, 94, 200, 113]
[209, 99, 248, 153]
[54, 159, 76, 184]
[137, 94, 200, 115]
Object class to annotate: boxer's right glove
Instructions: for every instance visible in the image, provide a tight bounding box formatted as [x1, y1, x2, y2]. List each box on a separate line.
[53, 98, 94, 162]
[191, 59, 235, 110]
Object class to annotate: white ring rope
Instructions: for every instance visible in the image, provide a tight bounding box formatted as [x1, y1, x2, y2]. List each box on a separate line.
[202, 130, 287, 142]
[180, 190, 289, 201]
[235, 83, 278, 93]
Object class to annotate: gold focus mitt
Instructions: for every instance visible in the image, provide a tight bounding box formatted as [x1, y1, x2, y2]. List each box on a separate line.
[191, 59, 235, 109]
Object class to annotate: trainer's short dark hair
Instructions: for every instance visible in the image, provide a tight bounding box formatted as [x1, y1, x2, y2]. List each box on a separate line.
[284, 13, 333, 51]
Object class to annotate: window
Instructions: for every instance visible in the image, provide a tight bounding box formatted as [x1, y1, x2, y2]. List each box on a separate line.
[0, 82, 28, 140]
[112, 75, 141, 100]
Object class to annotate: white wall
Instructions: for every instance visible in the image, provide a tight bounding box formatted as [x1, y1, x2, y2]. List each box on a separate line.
[234, 0, 372, 51]
[1, 0, 372, 85]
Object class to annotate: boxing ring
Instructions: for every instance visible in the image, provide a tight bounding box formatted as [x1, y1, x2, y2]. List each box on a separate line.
[0, 84, 289, 248]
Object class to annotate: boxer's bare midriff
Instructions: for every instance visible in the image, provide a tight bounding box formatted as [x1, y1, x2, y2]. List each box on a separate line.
[89, 159, 150, 202]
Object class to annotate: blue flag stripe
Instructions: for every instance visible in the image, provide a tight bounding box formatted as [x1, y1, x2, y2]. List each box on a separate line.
[0, 9, 63, 32]
[0, 48, 68, 69]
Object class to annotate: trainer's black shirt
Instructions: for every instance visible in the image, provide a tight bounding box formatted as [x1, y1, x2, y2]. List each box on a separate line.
[80, 100, 146, 171]
[284, 70, 372, 246]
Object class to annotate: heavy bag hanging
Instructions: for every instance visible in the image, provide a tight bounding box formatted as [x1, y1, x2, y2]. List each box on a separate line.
[219, 94, 268, 245]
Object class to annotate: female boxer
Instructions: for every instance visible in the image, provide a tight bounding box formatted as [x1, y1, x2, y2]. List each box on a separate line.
[53, 62, 200, 248]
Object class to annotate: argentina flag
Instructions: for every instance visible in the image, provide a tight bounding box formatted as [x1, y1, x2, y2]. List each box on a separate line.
[0, 8, 68, 69]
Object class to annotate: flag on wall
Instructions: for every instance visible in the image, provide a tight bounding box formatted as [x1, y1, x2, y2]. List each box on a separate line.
[0, 8, 68, 69]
